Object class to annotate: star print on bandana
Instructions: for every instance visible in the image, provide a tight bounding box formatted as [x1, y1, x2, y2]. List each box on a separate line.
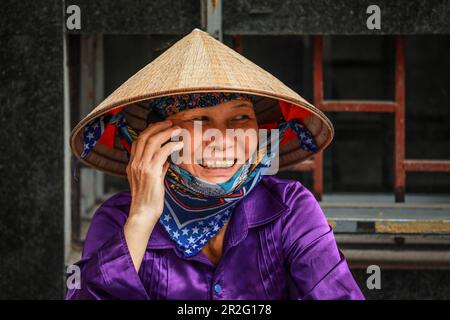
[160, 206, 234, 256]
[281, 117, 318, 153]
[81, 118, 104, 158]
[81, 112, 137, 160]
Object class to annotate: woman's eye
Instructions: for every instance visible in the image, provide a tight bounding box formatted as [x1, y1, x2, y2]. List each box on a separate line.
[233, 115, 249, 121]
[192, 116, 208, 121]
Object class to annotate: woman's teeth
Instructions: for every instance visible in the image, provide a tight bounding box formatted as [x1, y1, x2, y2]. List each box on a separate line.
[201, 159, 235, 168]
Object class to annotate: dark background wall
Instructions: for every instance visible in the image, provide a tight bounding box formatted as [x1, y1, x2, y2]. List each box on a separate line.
[0, 1, 65, 299]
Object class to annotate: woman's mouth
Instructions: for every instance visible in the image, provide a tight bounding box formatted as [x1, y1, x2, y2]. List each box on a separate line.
[199, 159, 237, 169]
[194, 158, 242, 181]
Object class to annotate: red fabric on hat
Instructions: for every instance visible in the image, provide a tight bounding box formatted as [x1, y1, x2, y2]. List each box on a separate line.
[98, 107, 124, 148]
[259, 100, 313, 145]
[98, 124, 116, 148]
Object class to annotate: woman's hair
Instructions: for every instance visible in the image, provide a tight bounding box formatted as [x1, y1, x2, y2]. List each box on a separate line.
[146, 108, 166, 126]
[144, 93, 254, 126]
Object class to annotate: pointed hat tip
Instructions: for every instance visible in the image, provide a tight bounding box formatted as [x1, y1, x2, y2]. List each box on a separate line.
[191, 28, 208, 34]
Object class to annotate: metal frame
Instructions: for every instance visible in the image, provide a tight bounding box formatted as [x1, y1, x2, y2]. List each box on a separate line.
[295, 35, 450, 202]
[201, 0, 222, 41]
[336, 233, 450, 270]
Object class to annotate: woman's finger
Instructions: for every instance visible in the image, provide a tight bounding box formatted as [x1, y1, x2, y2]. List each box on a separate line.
[132, 119, 173, 162]
[140, 126, 182, 166]
[128, 135, 137, 164]
[162, 160, 170, 177]
[152, 141, 184, 170]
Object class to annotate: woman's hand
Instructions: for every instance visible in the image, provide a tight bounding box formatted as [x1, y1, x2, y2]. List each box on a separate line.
[127, 119, 183, 222]
[124, 119, 183, 272]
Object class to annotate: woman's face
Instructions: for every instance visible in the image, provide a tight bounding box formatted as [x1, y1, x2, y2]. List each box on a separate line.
[166, 99, 259, 183]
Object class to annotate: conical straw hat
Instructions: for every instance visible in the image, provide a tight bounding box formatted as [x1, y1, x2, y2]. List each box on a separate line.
[70, 28, 334, 177]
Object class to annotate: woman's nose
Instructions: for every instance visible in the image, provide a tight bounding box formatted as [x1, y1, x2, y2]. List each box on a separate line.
[203, 138, 235, 155]
[202, 133, 235, 156]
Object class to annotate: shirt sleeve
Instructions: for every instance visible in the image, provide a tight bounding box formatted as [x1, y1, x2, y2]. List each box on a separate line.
[65, 193, 150, 300]
[282, 182, 365, 300]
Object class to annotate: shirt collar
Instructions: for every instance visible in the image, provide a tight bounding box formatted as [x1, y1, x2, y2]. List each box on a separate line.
[147, 177, 289, 250]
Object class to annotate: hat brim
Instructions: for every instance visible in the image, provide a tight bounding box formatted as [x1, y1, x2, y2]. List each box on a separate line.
[71, 89, 333, 177]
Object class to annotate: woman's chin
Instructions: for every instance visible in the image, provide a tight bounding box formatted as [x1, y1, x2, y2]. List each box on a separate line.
[200, 176, 232, 183]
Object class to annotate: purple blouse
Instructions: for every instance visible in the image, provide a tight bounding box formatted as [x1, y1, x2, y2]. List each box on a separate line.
[65, 176, 364, 300]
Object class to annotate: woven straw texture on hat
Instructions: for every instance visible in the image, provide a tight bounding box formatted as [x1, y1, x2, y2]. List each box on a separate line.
[70, 28, 334, 177]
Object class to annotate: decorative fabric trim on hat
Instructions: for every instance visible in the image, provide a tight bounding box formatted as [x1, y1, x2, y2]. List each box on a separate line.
[144, 92, 253, 119]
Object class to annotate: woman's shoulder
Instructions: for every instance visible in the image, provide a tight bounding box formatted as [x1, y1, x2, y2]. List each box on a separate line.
[90, 190, 132, 224]
[81, 191, 132, 257]
[260, 175, 312, 203]
[259, 175, 329, 232]
[100, 190, 132, 208]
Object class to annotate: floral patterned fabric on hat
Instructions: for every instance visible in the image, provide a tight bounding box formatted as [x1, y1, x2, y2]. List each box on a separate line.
[143, 92, 253, 119]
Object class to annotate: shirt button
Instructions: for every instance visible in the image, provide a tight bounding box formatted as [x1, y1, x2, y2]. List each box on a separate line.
[214, 283, 222, 294]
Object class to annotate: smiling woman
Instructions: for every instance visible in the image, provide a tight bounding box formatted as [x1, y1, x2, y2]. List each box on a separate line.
[166, 99, 259, 183]
[66, 28, 364, 300]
